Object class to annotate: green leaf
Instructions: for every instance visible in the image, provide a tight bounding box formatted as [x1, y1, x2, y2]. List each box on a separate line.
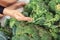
[10, 18, 16, 28]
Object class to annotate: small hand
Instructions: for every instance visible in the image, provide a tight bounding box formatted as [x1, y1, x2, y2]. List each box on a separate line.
[3, 8, 33, 22]
[0, 14, 3, 18]
[0, 2, 26, 18]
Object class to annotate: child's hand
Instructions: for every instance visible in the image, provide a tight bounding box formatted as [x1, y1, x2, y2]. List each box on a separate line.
[0, 14, 3, 18]
[3, 8, 33, 22]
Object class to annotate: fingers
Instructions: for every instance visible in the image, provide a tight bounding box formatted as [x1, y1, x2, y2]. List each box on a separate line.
[14, 13, 32, 22]
[16, 16, 33, 22]
[3, 8, 32, 22]
[17, 12, 25, 17]
[16, 12, 33, 22]
[23, 17, 33, 22]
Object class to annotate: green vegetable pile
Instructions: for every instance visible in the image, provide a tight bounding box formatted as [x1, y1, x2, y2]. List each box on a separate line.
[0, 0, 60, 40]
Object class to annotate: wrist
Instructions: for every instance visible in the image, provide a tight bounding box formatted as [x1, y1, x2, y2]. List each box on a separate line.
[3, 8, 14, 17]
[3, 8, 7, 15]
[3, 8, 9, 15]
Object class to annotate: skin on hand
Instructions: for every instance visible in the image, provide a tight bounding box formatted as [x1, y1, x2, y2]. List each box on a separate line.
[0, 14, 3, 18]
[0, 0, 17, 18]
[0, 0, 25, 18]
[0, 0, 33, 22]
[3, 8, 33, 22]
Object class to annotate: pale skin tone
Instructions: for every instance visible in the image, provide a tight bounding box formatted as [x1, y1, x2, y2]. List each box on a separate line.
[0, 0, 32, 22]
